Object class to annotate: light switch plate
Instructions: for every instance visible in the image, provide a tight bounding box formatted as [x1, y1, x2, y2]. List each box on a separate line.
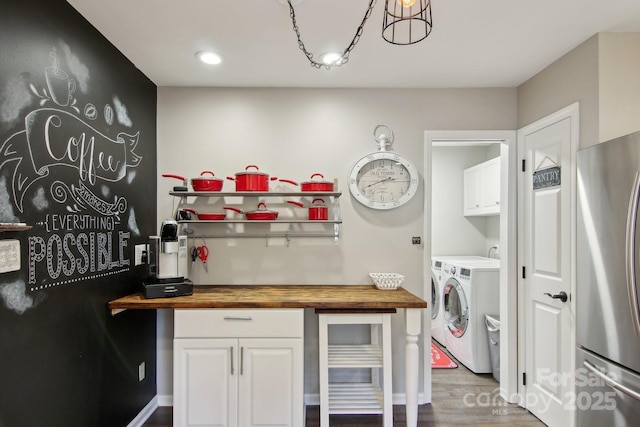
[135, 244, 147, 266]
[0, 240, 20, 273]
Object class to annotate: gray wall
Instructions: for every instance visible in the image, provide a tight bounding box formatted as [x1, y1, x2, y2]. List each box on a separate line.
[155, 86, 517, 400]
[518, 32, 640, 148]
[599, 33, 640, 142]
[518, 35, 600, 149]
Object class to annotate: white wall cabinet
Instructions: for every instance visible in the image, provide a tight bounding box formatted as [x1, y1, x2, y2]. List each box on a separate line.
[173, 309, 304, 427]
[463, 157, 500, 216]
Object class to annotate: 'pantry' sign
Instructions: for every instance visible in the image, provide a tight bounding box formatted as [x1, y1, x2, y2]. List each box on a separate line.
[533, 166, 561, 190]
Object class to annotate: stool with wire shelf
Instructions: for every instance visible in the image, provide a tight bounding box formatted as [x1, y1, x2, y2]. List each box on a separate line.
[317, 309, 394, 427]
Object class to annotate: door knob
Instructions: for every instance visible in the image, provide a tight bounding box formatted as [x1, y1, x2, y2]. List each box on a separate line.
[544, 291, 568, 303]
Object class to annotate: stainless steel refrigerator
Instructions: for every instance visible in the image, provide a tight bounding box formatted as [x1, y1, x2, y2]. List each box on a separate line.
[577, 131, 640, 426]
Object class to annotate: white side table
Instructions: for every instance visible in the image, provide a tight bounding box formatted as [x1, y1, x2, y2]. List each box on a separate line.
[318, 310, 393, 427]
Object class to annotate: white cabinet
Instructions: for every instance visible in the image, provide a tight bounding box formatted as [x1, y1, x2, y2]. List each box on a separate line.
[174, 338, 237, 427]
[463, 157, 500, 216]
[463, 166, 482, 215]
[173, 309, 304, 427]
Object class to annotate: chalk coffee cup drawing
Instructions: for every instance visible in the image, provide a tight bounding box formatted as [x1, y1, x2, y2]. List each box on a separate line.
[45, 67, 76, 106]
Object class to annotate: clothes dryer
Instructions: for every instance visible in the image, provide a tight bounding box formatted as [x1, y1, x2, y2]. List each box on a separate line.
[431, 256, 491, 347]
[442, 258, 500, 373]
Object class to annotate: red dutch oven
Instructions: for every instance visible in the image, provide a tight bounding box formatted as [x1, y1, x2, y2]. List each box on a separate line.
[227, 165, 277, 192]
[223, 202, 279, 220]
[182, 208, 226, 221]
[287, 198, 328, 220]
[162, 171, 224, 192]
[280, 173, 334, 192]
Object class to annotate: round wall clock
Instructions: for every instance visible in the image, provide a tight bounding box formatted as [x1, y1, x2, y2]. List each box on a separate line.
[348, 125, 419, 210]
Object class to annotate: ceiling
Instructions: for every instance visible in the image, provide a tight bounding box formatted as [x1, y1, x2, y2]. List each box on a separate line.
[66, 0, 640, 89]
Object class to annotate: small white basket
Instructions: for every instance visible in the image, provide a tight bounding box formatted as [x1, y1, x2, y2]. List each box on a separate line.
[369, 273, 405, 290]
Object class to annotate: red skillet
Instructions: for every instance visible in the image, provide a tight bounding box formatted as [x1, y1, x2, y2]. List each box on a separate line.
[182, 208, 226, 221]
[223, 202, 279, 220]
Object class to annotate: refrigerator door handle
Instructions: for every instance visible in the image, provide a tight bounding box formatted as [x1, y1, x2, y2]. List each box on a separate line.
[625, 171, 640, 336]
[583, 360, 640, 401]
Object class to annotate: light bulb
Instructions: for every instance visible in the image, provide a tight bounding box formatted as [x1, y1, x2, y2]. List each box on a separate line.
[397, 0, 416, 7]
[320, 52, 342, 66]
[196, 51, 222, 65]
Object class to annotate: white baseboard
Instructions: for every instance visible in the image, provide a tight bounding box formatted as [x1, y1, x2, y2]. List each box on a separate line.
[131, 391, 424, 425]
[127, 396, 158, 427]
[157, 394, 173, 407]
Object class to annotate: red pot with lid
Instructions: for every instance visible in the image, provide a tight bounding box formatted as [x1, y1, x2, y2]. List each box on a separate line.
[190, 171, 223, 191]
[162, 171, 223, 192]
[227, 165, 277, 192]
[287, 198, 328, 220]
[280, 173, 334, 192]
[223, 202, 279, 220]
[182, 208, 226, 221]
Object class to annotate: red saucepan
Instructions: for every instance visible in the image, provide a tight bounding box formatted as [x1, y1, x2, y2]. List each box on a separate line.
[191, 171, 223, 191]
[224, 202, 279, 220]
[227, 165, 277, 192]
[182, 208, 226, 221]
[288, 199, 328, 220]
[279, 173, 334, 192]
[162, 171, 224, 192]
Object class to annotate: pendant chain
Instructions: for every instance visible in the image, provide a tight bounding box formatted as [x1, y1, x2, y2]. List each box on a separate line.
[287, 0, 378, 70]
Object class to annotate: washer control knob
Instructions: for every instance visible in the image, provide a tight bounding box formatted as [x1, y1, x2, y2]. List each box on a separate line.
[450, 265, 456, 275]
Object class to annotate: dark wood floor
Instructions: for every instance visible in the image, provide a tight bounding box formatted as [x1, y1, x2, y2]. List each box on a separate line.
[143, 342, 545, 426]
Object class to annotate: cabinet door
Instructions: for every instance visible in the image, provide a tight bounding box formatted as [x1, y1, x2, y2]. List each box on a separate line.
[480, 157, 500, 212]
[174, 338, 238, 427]
[463, 166, 481, 215]
[237, 338, 303, 427]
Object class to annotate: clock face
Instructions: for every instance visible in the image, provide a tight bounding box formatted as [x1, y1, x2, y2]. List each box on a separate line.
[349, 152, 419, 209]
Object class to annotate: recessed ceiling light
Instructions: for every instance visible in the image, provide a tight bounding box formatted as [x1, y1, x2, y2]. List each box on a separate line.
[320, 52, 343, 66]
[196, 51, 222, 65]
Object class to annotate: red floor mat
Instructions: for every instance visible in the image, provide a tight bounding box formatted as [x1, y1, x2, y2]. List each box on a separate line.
[431, 342, 457, 368]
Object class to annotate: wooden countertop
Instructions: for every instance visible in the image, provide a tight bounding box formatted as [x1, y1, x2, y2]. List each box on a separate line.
[108, 284, 427, 314]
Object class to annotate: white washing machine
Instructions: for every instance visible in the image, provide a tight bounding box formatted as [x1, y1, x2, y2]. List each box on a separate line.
[430, 258, 446, 346]
[442, 257, 500, 373]
[431, 256, 490, 347]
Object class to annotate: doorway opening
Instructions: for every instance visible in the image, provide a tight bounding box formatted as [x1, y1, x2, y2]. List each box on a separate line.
[423, 130, 517, 404]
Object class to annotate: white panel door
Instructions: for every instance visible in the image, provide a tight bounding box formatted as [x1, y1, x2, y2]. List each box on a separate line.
[519, 105, 576, 427]
[237, 338, 303, 427]
[174, 338, 238, 427]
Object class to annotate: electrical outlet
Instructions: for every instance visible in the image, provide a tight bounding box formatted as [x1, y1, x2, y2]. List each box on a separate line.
[0, 240, 20, 273]
[134, 244, 147, 266]
[412, 236, 421, 245]
[138, 361, 145, 381]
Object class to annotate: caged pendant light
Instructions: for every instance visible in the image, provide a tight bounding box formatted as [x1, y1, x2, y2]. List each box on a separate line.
[382, 0, 433, 45]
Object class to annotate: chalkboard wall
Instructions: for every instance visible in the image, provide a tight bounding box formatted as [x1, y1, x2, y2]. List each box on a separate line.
[0, 1, 157, 426]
